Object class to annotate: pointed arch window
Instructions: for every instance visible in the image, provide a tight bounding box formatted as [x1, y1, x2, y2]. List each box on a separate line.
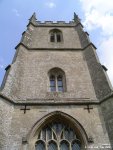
[35, 141, 45, 150]
[49, 68, 66, 92]
[50, 29, 63, 43]
[57, 75, 63, 92]
[50, 75, 56, 92]
[35, 121, 81, 150]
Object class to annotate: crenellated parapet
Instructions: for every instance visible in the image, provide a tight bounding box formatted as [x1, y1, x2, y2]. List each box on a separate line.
[28, 20, 78, 27]
[27, 12, 81, 27]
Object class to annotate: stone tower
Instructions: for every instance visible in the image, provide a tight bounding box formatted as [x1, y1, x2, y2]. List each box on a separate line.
[0, 13, 113, 150]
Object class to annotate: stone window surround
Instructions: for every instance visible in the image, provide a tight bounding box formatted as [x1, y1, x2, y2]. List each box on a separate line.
[48, 67, 66, 92]
[50, 29, 63, 43]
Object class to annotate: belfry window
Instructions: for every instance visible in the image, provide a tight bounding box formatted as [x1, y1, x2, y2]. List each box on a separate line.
[49, 68, 66, 92]
[35, 121, 81, 150]
[50, 29, 63, 43]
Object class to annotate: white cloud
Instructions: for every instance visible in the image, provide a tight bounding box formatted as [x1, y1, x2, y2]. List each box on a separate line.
[0, 64, 3, 69]
[45, 2, 56, 8]
[80, 0, 113, 35]
[12, 9, 20, 17]
[80, 0, 113, 85]
[98, 37, 113, 84]
[0, 58, 4, 69]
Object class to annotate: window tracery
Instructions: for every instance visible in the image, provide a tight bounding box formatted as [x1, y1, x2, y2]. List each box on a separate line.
[35, 122, 81, 150]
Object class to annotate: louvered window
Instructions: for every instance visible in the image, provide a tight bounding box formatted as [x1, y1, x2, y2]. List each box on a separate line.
[50, 29, 63, 43]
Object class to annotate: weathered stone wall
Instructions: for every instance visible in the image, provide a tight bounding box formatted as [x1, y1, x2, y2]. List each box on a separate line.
[25, 25, 81, 49]
[0, 101, 110, 150]
[0, 20, 112, 150]
[75, 24, 90, 48]
[2, 46, 97, 101]
[101, 97, 113, 146]
[83, 45, 112, 100]
[0, 98, 14, 150]
[1, 46, 28, 100]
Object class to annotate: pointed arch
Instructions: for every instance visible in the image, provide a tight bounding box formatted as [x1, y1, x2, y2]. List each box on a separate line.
[48, 67, 66, 92]
[27, 111, 89, 149]
[49, 29, 63, 43]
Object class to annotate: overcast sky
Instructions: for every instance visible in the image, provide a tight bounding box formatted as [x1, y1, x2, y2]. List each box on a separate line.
[0, 0, 113, 86]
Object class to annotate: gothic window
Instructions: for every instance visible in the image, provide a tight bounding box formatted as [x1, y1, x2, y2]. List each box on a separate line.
[50, 75, 56, 92]
[48, 141, 57, 150]
[49, 68, 66, 92]
[60, 141, 69, 150]
[57, 75, 63, 92]
[35, 141, 45, 150]
[35, 122, 81, 150]
[50, 29, 63, 43]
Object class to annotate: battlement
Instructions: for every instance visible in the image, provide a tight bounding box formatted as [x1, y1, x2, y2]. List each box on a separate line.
[33, 20, 77, 26]
[28, 12, 81, 27]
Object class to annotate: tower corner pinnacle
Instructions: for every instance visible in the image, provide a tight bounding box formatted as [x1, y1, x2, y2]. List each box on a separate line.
[73, 12, 81, 23]
[29, 12, 37, 24]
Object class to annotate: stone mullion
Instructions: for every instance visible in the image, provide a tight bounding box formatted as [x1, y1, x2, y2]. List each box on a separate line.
[69, 142, 71, 150]
[55, 33, 57, 43]
[52, 129, 53, 140]
[46, 129, 48, 150]
[58, 140, 60, 150]
[40, 130, 42, 139]
[46, 141, 48, 150]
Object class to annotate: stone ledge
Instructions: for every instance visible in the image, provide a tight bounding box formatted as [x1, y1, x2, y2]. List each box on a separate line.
[0, 92, 99, 105]
[1, 92, 113, 105]
[15, 42, 97, 51]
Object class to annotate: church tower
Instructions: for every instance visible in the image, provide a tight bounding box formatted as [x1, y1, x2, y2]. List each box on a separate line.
[0, 13, 113, 150]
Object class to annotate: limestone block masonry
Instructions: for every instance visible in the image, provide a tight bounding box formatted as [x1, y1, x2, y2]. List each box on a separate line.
[0, 13, 113, 150]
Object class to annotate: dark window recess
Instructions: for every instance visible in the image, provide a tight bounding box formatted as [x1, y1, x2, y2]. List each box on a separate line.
[50, 75, 56, 92]
[57, 34, 61, 42]
[50, 29, 63, 43]
[50, 34, 55, 42]
[57, 75, 63, 92]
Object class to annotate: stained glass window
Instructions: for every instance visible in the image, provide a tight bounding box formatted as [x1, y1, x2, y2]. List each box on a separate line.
[60, 141, 69, 150]
[72, 141, 81, 150]
[48, 141, 57, 150]
[35, 122, 81, 150]
[35, 141, 45, 150]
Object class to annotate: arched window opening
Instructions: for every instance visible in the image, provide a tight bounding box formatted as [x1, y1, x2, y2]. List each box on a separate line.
[48, 68, 66, 92]
[35, 121, 81, 150]
[50, 29, 63, 43]
[50, 75, 56, 92]
[50, 33, 55, 42]
[57, 75, 63, 92]
[48, 141, 57, 150]
[72, 141, 81, 150]
[60, 141, 69, 150]
[35, 141, 45, 150]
